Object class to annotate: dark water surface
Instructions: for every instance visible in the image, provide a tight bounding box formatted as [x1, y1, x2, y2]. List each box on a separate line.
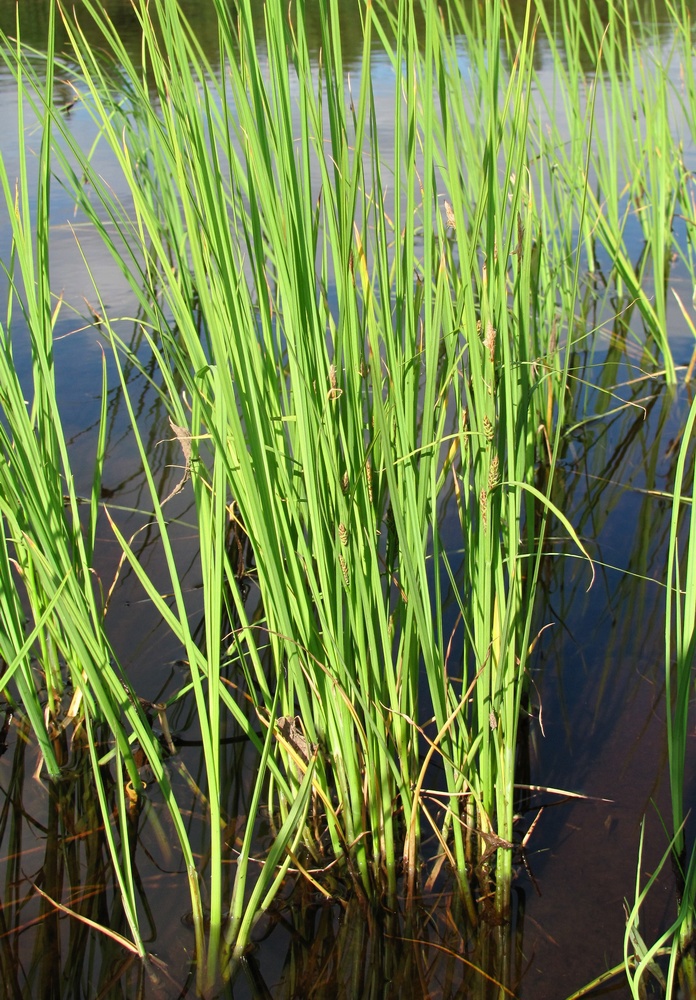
[0, 2, 695, 998]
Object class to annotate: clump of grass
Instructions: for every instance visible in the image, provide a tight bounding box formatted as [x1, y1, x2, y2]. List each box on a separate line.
[6, 0, 565, 979]
[517, 0, 696, 383]
[6, 0, 691, 991]
[0, 2, 218, 979]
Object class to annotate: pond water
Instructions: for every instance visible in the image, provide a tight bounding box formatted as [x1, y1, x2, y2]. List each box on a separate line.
[0, 1, 695, 998]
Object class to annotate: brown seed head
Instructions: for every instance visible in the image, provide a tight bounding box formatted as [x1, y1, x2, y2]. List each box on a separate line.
[479, 489, 488, 530]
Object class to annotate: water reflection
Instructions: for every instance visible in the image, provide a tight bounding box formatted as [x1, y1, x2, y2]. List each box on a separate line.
[2, 0, 695, 82]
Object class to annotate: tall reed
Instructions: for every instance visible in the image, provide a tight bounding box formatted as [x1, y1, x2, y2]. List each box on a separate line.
[0, 5, 179, 963]
[658, 391, 696, 997]
[5, 0, 682, 991]
[42, 0, 566, 973]
[523, 0, 694, 383]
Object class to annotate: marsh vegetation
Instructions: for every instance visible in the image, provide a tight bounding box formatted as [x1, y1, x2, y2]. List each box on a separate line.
[0, 0, 694, 996]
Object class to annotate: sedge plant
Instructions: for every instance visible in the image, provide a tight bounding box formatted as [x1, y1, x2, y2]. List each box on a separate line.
[0, 0, 646, 990]
[0, 2, 199, 970]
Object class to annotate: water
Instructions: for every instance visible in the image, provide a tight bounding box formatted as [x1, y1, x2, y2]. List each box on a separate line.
[0, 2, 695, 998]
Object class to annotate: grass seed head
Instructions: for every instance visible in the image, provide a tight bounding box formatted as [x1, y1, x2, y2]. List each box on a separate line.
[483, 320, 496, 363]
[328, 364, 342, 400]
